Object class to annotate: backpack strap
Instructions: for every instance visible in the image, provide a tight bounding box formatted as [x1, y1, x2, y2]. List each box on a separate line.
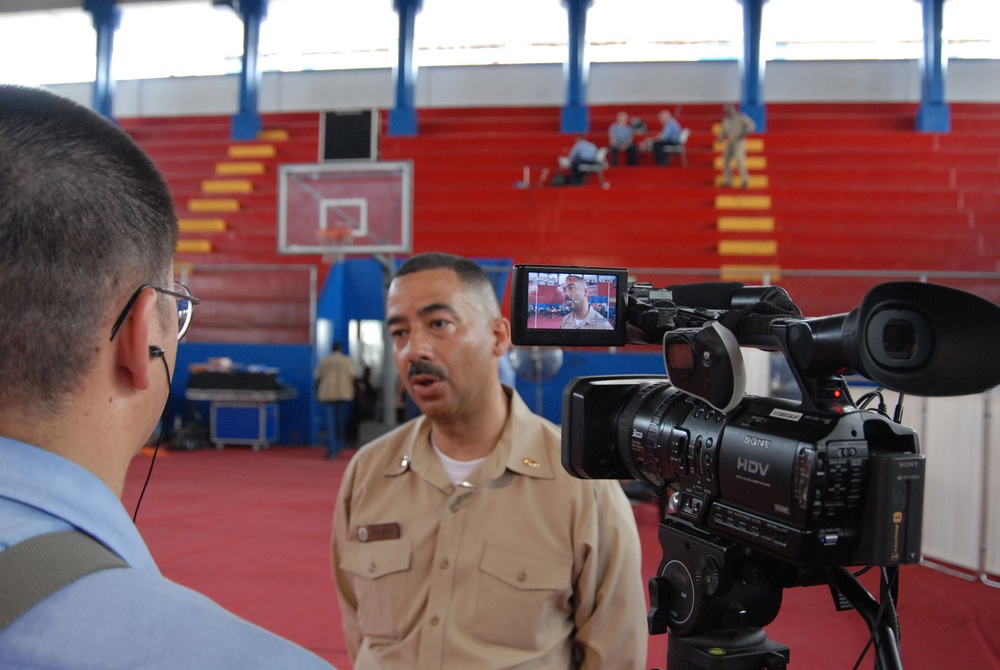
[0, 530, 128, 634]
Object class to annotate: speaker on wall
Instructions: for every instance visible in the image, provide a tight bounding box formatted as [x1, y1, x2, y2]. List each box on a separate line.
[320, 109, 379, 161]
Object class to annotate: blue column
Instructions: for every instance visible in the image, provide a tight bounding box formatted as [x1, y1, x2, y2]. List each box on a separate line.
[560, 0, 592, 134]
[916, 0, 950, 132]
[229, 0, 268, 140]
[389, 0, 422, 137]
[85, 0, 120, 121]
[739, 0, 766, 132]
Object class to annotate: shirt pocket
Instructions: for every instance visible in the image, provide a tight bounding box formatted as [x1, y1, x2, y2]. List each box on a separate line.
[340, 540, 413, 640]
[474, 542, 573, 651]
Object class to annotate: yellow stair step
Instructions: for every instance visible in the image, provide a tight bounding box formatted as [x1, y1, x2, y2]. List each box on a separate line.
[258, 129, 290, 141]
[713, 138, 764, 152]
[715, 156, 767, 170]
[715, 195, 772, 210]
[178, 218, 227, 233]
[176, 239, 213, 254]
[202, 178, 253, 194]
[717, 216, 775, 233]
[228, 144, 276, 159]
[714, 175, 768, 189]
[718, 240, 778, 256]
[188, 198, 240, 213]
[216, 161, 265, 176]
[720, 265, 782, 282]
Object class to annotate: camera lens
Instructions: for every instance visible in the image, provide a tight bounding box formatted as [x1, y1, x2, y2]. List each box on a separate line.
[614, 382, 698, 486]
[866, 309, 933, 369]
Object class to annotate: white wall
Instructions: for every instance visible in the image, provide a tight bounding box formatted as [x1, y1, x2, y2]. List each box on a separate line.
[46, 58, 1000, 118]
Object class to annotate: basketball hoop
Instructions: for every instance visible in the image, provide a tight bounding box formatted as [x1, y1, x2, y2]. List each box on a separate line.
[315, 227, 352, 265]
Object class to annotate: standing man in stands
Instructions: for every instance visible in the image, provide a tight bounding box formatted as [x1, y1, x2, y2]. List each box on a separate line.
[718, 103, 756, 188]
[331, 252, 646, 669]
[560, 274, 613, 330]
[0, 85, 335, 669]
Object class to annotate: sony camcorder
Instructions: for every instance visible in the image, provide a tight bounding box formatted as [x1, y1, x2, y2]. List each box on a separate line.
[510, 264, 1000, 659]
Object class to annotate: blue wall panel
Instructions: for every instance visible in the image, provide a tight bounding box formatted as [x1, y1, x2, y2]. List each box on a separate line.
[512, 348, 665, 425]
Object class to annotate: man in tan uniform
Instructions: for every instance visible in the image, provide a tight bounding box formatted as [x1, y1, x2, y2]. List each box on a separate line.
[331, 253, 647, 669]
[559, 274, 613, 330]
[718, 103, 756, 188]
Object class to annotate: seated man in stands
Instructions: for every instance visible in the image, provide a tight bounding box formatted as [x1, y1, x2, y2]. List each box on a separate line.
[608, 111, 638, 166]
[560, 274, 613, 330]
[566, 135, 599, 185]
[650, 109, 682, 166]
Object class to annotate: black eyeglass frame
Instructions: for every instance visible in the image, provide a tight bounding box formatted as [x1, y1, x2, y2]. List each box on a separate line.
[109, 281, 201, 342]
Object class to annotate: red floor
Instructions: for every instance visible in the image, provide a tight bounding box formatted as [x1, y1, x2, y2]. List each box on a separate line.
[124, 445, 1000, 669]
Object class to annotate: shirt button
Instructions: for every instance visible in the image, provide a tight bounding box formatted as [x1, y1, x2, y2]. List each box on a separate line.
[430, 616, 440, 626]
[440, 560, 449, 570]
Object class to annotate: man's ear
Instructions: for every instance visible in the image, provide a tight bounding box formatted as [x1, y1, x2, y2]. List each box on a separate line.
[491, 316, 512, 357]
[115, 288, 158, 391]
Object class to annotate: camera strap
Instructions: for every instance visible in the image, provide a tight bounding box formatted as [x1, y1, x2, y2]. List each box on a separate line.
[0, 530, 128, 634]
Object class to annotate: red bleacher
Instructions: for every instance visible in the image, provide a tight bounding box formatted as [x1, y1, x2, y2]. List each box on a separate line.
[119, 102, 1000, 335]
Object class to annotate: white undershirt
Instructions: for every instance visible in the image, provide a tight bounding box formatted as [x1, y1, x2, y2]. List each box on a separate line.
[432, 440, 486, 486]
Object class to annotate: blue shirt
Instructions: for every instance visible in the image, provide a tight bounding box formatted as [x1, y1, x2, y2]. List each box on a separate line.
[608, 121, 634, 147]
[659, 118, 682, 143]
[0, 436, 335, 669]
[568, 138, 598, 162]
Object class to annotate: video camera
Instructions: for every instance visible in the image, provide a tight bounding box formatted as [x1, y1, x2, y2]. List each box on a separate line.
[510, 264, 1000, 669]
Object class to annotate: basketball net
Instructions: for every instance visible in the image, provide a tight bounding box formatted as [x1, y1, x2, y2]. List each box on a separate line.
[315, 227, 351, 265]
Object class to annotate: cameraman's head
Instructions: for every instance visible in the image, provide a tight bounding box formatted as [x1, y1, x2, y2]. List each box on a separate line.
[562, 274, 592, 318]
[0, 85, 179, 492]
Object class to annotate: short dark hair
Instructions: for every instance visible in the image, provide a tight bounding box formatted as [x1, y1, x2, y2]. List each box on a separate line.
[394, 252, 500, 318]
[0, 85, 178, 409]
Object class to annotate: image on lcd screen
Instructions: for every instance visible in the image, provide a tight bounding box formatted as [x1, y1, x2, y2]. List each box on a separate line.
[525, 272, 617, 331]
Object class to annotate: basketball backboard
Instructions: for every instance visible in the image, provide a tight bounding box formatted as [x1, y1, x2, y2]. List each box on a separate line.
[278, 161, 412, 255]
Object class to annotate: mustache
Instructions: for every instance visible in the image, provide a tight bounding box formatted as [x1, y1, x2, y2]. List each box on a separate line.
[408, 360, 446, 380]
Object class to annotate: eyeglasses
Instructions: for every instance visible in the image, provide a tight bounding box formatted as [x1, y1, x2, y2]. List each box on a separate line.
[109, 280, 202, 342]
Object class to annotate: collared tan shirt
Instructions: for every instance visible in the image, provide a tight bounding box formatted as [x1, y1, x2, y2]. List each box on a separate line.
[560, 307, 613, 330]
[316, 352, 355, 402]
[332, 388, 647, 669]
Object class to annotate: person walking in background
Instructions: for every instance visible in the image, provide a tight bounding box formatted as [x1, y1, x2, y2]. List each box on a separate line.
[717, 103, 756, 188]
[316, 342, 355, 459]
[331, 252, 646, 669]
[0, 85, 335, 670]
[608, 110, 638, 166]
